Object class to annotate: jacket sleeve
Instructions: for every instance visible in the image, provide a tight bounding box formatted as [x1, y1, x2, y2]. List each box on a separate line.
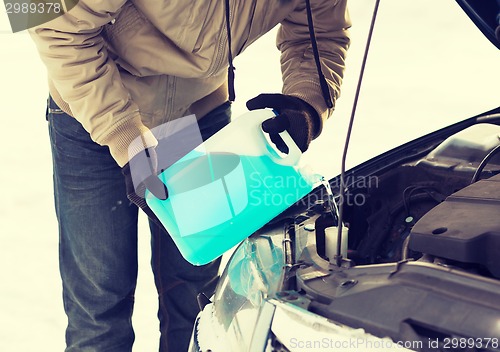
[277, 0, 351, 137]
[29, 0, 154, 167]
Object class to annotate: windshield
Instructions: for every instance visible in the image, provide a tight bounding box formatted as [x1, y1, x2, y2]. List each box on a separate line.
[232, 0, 500, 179]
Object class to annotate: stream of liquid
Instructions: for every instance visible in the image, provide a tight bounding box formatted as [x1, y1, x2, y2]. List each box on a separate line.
[320, 176, 339, 225]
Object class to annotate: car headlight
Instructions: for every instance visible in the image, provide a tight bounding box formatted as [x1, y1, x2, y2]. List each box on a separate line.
[195, 229, 286, 352]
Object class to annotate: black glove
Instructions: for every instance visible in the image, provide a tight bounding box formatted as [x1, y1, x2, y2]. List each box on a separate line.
[122, 146, 168, 228]
[121, 121, 204, 228]
[246, 94, 320, 154]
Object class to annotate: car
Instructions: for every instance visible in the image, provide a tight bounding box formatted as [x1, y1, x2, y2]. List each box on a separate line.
[189, 1, 500, 351]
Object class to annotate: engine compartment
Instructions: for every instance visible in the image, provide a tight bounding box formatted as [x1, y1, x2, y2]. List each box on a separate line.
[410, 173, 500, 277]
[325, 123, 500, 277]
[284, 121, 500, 348]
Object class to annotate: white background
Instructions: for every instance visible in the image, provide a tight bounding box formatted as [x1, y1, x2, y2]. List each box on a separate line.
[0, 0, 498, 350]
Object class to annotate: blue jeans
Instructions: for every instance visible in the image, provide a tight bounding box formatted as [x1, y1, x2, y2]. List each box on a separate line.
[47, 97, 231, 352]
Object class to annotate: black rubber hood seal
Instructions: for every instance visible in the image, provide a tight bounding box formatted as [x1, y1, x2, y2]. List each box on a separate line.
[455, 0, 500, 49]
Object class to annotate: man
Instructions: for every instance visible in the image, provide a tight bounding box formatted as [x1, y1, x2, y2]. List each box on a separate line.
[29, 0, 350, 350]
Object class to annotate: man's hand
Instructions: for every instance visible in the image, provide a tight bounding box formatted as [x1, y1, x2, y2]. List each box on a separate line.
[246, 94, 320, 154]
[122, 145, 168, 228]
[120, 117, 204, 228]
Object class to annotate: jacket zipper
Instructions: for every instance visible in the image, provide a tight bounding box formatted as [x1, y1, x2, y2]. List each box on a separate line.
[207, 4, 231, 78]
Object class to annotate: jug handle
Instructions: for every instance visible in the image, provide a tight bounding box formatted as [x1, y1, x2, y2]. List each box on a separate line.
[263, 128, 302, 166]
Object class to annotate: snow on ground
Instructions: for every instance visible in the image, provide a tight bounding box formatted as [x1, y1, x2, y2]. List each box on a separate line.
[0, 0, 498, 351]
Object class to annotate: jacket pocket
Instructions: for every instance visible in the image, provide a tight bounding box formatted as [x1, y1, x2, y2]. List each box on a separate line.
[101, 2, 151, 76]
[102, 2, 144, 44]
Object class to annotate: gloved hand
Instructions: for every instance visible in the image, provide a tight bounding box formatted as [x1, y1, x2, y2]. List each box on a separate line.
[122, 144, 168, 228]
[246, 94, 320, 154]
[121, 119, 204, 228]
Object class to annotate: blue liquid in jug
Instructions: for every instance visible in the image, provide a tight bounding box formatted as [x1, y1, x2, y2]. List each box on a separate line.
[146, 152, 315, 265]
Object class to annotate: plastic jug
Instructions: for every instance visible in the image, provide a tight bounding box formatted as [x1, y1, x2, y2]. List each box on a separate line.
[145, 109, 317, 265]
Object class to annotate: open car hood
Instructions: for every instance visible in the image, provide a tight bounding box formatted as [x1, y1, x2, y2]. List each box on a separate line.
[456, 0, 500, 48]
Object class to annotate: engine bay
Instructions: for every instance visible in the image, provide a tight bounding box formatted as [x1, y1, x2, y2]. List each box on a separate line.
[318, 122, 500, 277]
[281, 120, 500, 349]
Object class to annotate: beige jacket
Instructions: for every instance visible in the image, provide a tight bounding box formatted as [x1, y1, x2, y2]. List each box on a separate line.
[30, 0, 351, 167]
